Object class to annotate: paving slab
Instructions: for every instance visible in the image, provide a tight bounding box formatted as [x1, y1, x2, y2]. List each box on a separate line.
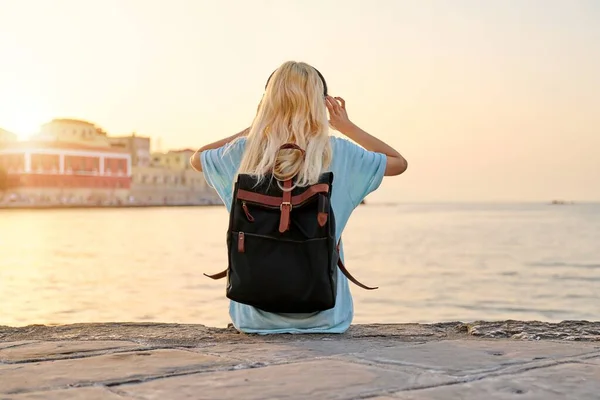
[368, 398, 400, 400]
[347, 339, 600, 375]
[0, 349, 236, 395]
[191, 342, 323, 364]
[0, 340, 142, 363]
[0, 341, 38, 351]
[0, 387, 126, 400]
[195, 337, 420, 364]
[390, 362, 600, 400]
[118, 359, 456, 400]
[587, 356, 600, 365]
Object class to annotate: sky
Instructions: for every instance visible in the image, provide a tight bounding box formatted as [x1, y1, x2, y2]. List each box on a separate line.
[0, 0, 599, 202]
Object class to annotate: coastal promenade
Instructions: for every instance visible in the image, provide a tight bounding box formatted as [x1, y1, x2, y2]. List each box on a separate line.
[1, 321, 599, 399]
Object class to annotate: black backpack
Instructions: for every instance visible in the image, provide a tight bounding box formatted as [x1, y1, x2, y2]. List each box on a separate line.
[204, 143, 377, 313]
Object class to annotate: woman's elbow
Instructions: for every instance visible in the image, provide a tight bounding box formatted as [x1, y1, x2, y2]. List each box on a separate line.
[385, 156, 408, 176]
[190, 152, 203, 172]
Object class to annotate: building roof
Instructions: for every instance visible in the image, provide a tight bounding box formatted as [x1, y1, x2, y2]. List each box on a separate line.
[44, 118, 96, 126]
[109, 134, 151, 140]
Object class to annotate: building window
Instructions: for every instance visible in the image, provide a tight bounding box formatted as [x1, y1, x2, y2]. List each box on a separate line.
[74, 157, 99, 173]
[35, 154, 60, 172]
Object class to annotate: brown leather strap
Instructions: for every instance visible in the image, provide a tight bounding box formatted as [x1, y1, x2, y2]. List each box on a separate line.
[337, 258, 378, 290]
[337, 240, 378, 290]
[236, 184, 329, 208]
[278, 179, 293, 233]
[203, 260, 377, 289]
[204, 239, 379, 290]
[203, 269, 227, 280]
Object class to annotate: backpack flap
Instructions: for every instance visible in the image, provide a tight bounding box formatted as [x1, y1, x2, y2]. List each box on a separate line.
[233, 173, 333, 238]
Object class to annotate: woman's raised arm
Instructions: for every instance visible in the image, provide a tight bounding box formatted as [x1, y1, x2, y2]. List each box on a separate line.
[190, 128, 249, 172]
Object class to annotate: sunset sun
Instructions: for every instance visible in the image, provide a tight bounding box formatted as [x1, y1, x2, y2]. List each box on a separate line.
[0, 89, 49, 141]
[3, 110, 47, 141]
[10, 120, 40, 140]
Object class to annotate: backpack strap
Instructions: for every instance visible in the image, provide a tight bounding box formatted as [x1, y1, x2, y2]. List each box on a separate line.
[277, 143, 305, 233]
[203, 270, 227, 280]
[278, 143, 306, 159]
[278, 179, 293, 233]
[336, 256, 378, 290]
[204, 241, 378, 290]
[336, 241, 378, 290]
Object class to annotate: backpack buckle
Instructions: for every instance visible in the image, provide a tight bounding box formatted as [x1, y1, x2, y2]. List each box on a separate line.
[280, 201, 292, 211]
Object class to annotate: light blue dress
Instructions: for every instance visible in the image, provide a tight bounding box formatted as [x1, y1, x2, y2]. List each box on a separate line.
[201, 136, 386, 334]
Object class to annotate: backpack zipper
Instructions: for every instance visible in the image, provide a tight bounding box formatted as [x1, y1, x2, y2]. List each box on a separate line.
[237, 232, 245, 253]
[241, 202, 255, 222]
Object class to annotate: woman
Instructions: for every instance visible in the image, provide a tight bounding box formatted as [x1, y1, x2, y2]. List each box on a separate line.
[191, 61, 407, 334]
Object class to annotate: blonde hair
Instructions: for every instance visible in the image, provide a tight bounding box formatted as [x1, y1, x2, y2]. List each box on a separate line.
[236, 61, 332, 188]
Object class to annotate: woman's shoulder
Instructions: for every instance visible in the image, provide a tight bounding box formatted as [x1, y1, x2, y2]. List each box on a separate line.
[329, 135, 344, 147]
[212, 137, 247, 162]
[228, 136, 248, 153]
[329, 135, 371, 160]
[329, 135, 352, 154]
[201, 137, 247, 178]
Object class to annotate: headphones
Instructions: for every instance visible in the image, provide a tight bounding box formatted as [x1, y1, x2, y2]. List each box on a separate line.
[265, 67, 328, 97]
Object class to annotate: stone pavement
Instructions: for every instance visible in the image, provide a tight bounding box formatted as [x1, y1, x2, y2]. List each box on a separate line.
[0, 321, 598, 399]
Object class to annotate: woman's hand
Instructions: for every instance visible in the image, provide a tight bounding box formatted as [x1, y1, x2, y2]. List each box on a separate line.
[325, 96, 407, 176]
[326, 96, 354, 133]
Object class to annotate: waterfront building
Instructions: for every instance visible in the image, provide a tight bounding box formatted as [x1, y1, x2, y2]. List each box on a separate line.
[108, 134, 151, 168]
[0, 119, 131, 205]
[129, 147, 217, 205]
[151, 149, 195, 170]
[0, 119, 219, 207]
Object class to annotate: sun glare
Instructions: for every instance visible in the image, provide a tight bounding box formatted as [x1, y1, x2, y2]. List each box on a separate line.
[0, 91, 51, 141]
[6, 114, 45, 141]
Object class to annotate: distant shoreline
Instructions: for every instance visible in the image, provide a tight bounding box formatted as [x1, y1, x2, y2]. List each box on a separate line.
[0, 203, 224, 211]
[2, 201, 598, 211]
[0, 199, 368, 210]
